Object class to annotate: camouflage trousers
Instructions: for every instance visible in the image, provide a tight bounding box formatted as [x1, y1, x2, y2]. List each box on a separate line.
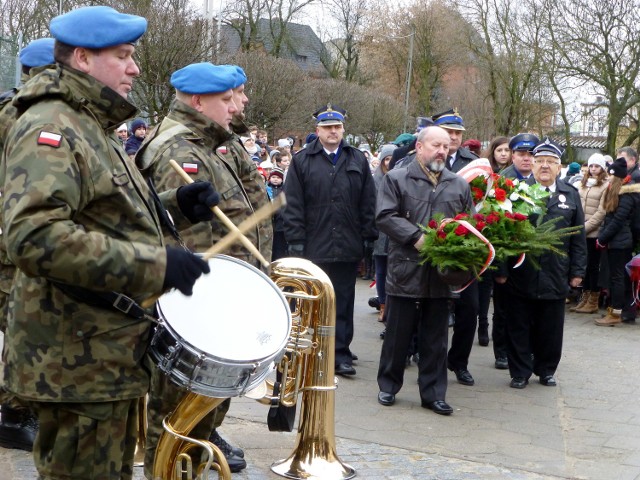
[28, 398, 139, 480]
[143, 365, 230, 479]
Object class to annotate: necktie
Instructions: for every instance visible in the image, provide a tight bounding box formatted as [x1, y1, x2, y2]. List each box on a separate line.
[545, 187, 551, 192]
[329, 152, 336, 163]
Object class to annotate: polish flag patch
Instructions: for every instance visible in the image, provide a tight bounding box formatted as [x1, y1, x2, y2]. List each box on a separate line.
[217, 146, 228, 155]
[37, 131, 62, 148]
[182, 162, 198, 174]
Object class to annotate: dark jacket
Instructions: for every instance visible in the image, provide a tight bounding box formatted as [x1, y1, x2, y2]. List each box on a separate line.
[125, 133, 144, 155]
[597, 183, 640, 249]
[447, 146, 478, 173]
[269, 182, 285, 232]
[282, 138, 377, 262]
[389, 138, 416, 170]
[501, 164, 536, 184]
[372, 164, 389, 256]
[376, 159, 473, 298]
[504, 181, 587, 299]
[628, 163, 640, 184]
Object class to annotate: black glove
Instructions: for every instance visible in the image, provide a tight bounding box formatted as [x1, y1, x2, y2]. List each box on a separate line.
[176, 181, 220, 223]
[287, 243, 304, 257]
[163, 247, 211, 296]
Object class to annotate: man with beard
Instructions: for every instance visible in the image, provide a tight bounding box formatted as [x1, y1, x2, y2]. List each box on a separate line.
[375, 126, 472, 415]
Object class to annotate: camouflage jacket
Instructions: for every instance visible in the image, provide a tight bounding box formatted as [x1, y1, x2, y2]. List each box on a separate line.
[139, 101, 272, 267]
[1, 65, 186, 402]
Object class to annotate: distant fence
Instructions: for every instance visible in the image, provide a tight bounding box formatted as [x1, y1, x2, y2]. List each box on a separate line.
[1, 35, 21, 92]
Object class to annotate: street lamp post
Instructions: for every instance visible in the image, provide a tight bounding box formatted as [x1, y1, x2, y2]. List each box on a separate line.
[402, 26, 415, 133]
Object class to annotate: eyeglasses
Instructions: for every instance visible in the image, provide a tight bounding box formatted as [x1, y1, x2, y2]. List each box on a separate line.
[533, 158, 561, 166]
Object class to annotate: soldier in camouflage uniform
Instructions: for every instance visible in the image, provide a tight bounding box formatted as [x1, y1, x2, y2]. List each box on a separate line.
[1, 7, 217, 479]
[0, 36, 55, 454]
[140, 62, 273, 476]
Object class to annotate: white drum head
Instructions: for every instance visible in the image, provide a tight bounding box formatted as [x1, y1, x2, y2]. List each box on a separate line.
[158, 255, 291, 362]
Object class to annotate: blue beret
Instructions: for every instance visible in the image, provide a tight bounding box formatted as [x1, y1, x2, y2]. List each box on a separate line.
[171, 63, 237, 94]
[432, 108, 465, 131]
[50, 6, 147, 49]
[230, 65, 247, 88]
[19, 38, 55, 68]
[533, 137, 564, 159]
[313, 104, 346, 126]
[509, 133, 540, 152]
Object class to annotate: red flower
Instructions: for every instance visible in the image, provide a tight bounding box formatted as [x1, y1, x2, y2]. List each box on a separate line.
[454, 224, 469, 236]
[476, 221, 486, 231]
[428, 220, 438, 229]
[504, 178, 514, 188]
[513, 213, 527, 221]
[494, 188, 507, 202]
[490, 173, 500, 182]
[504, 212, 514, 219]
[437, 230, 447, 239]
[473, 213, 486, 221]
[472, 187, 484, 202]
[454, 213, 470, 220]
[486, 212, 501, 224]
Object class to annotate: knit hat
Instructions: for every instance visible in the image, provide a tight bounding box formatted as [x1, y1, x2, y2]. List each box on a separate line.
[567, 162, 581, 174]
[393, 133, 416, 147]
[304, 133, 317, 146]
[131, 118, 147, 132]
[377, 144, 397, 162]
[609, 157, 628, 178]
[269, 167, 285, 180]
[587, 153, 606, 171]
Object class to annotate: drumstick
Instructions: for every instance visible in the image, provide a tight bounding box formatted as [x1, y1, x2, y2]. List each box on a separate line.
[140, 172, 286, 309]
[169, 159, 269, 268]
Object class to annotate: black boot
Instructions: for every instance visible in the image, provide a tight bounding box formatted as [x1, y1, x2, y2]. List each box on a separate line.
[209, 430, 247, 472]
[0, 404, 38, 451]
[478, 322, 489, 346]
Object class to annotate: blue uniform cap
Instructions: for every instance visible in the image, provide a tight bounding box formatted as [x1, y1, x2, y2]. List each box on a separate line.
[509, 133, 540, 152]
[532, 137, 564, 159]
[50, 6, 147, 49]
[313, 104, 346, 126]
[170, 63, 237, 94]
[432, 108, 465, 131]
[19, 38, 55, 68]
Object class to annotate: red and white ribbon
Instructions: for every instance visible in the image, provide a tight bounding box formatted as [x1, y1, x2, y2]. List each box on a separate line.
[437, 218, 496, 293]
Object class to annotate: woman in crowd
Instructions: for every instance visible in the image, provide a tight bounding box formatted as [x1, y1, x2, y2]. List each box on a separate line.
[485, 136, 511, 173]
[572, 153, 609, 314]
[372, 144, 396, 328]
[595, 158, 640, 326]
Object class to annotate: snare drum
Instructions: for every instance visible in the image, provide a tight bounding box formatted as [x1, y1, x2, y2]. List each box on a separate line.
[149, 255, 291, 398]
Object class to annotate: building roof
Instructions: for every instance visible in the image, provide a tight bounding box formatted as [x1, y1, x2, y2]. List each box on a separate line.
[550, 136, 607, 150]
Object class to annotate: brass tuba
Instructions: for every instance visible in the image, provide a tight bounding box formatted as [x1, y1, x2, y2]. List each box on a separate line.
[151, 257, 355, 480]
[265, 257, 355, 479]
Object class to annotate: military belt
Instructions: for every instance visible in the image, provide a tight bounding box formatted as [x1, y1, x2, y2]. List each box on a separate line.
[53, 282, 153, 321]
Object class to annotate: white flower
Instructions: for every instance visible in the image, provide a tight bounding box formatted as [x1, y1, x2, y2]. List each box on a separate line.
[509, 192, 520, 201]
[489, 188, 496, 197]
[517, 182, 530, 192]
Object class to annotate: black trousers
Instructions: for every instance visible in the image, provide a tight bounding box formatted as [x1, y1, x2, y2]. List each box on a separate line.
[491, 280, 509, 360]
[583, 238, 602, 291]
[477, 272, 492, 327]
[377, 295, 449, 403]
[505, 295, 565, 379]
[316, 261, 358, 366]
[448, 281, 479, 370]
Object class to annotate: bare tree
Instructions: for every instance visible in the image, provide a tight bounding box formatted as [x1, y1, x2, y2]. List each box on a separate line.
[458, 0, 550, 136]
[222, 0, 268, 52]
[320, 0, 368, 83]
[544, 0, 640, 153]
[264, 0, 317, 57]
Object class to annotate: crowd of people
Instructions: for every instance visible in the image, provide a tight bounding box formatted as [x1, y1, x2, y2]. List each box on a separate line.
[0, 4, 637, 480]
